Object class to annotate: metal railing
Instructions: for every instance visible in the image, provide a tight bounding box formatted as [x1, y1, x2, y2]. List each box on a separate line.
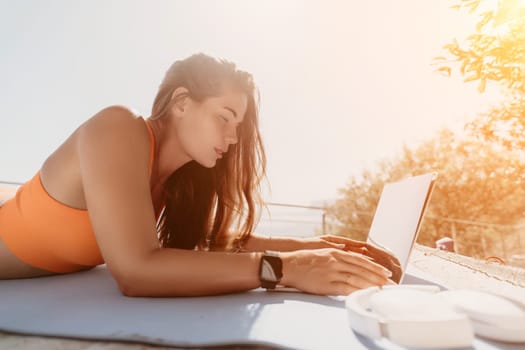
[263, 202, 328, 235]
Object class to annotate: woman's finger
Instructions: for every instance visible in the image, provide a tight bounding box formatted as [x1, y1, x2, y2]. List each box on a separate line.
[327, 242, 347, 250]
[336, 267, 388, 288]
[321, 236, 371, 255]
[343, 272, 382, 290]
[360, 244, 402, 282]
[329, 281, 359, 296]
[333, 249, 392, 278]
[365, 243, 397, 262]
[321, 235, 361, 248]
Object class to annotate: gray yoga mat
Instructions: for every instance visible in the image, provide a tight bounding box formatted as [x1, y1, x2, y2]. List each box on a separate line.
[0, 265, 520, 350]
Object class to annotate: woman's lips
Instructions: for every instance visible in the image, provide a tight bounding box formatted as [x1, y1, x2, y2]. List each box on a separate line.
[214, 148, 224, 158]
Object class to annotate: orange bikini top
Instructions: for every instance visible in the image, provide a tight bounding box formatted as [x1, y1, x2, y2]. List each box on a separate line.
[0, 117, 163, 273]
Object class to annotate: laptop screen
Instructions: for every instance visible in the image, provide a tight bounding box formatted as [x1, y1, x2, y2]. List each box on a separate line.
[366, 173, 437, 282]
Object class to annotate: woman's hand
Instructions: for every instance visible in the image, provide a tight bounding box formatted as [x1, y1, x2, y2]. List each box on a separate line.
[299, 235, 402, 283]
[280, 248, 393, 296]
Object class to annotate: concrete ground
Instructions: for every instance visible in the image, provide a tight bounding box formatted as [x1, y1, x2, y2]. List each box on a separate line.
[1, 244, 523, 349]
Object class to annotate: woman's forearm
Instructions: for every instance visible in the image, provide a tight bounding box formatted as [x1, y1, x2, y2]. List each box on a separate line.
[119, 248, 264, 297]
[242, 234, 304, 252]
[115, 236, 394, 298]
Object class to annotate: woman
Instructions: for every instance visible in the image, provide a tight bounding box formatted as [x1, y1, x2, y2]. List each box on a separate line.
[0, 53, 400, 296]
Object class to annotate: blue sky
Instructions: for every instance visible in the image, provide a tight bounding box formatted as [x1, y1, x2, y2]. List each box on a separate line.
[0, 0, 503, 205]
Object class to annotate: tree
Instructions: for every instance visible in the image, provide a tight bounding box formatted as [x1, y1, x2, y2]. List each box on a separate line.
[436, 0, 525, 93]
[465, 95, 525, 149]
[325, 127, 525, 258]
[438, 0, 525, 178]
[326, 0, 525, 261]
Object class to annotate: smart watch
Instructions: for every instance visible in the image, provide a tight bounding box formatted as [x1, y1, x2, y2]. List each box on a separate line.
[259, 250, 283, 289]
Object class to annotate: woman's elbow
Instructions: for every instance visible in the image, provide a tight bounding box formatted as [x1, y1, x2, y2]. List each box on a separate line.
[117, 276, 137, 296]
[107, 262, 143, 297]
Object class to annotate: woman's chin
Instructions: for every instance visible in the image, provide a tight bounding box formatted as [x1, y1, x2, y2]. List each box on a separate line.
[195, 158, 218, 169]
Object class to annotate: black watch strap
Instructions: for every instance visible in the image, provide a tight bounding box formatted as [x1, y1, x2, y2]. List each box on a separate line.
[259, 250, 283, 289]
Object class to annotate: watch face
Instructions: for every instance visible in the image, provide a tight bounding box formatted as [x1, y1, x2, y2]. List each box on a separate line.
[261, 258, 279, 282]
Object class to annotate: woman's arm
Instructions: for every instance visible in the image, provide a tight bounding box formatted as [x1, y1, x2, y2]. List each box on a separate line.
[78, 107, 392, 297]
[242, 234, 402, 283]
[241, 234, 308, 252]
[120, 249, 263, 296]
[120, 246, 392, 297]
[75, 108, 260, 296]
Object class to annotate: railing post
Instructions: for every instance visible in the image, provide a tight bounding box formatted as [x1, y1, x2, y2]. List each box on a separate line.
[500, 231, 507, 260]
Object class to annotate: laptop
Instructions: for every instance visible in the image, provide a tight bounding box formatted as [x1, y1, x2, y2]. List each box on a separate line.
[267, 172, 436, 293]
[366, 172, 437, 283]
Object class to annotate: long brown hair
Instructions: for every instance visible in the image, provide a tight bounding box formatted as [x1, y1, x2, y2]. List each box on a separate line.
[150, 53, 266, 251]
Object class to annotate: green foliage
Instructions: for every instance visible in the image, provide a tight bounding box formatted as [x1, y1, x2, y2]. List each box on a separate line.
[466, 95, 525, 148]
[436, 0, 525, 93]
[326, 0, 525, 261]
[325, 126, 525, 258]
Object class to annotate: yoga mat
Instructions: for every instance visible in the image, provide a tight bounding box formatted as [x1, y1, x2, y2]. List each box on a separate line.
[0, 265, 520, 350]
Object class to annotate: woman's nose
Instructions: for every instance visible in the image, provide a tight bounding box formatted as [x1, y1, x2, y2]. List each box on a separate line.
[225, 127, 238, 145]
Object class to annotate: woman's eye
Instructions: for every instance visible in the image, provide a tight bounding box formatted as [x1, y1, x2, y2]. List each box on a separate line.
[220, 115, 229, 123]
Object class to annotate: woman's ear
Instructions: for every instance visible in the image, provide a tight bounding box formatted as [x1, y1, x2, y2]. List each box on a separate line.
[170, 87, 190, 115]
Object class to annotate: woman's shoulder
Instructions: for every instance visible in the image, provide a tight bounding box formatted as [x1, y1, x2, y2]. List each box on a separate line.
[82, 105, 143, 129]
[76, 105, 150, 164]
[38, 105, 150, 213]
[74, 104, 152, 202]
[77, 105, 147, 143]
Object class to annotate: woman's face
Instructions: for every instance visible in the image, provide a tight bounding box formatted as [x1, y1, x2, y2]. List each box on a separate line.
[175, 88, 247, 168]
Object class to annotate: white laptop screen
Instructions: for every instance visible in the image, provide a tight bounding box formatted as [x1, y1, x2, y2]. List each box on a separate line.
[366, 173, 436, 281]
